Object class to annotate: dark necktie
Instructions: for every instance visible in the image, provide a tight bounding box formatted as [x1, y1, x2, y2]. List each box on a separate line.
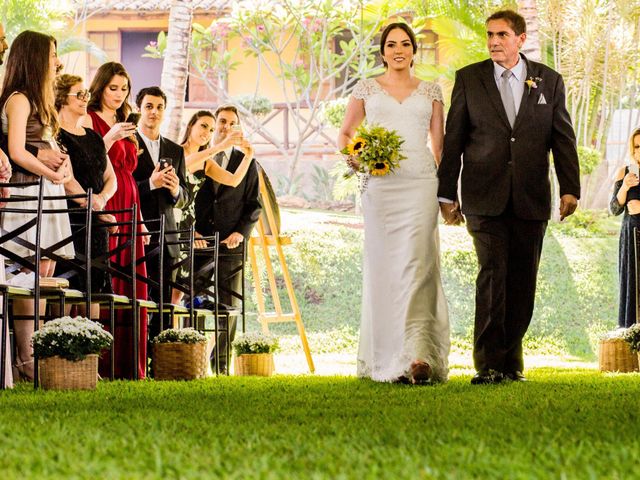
[213, 152, 227, 192]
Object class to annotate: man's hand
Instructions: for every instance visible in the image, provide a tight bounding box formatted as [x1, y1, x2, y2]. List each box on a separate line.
[150, 162, 171, 189]
[439, 201, 464, 226]
[37, 149, 68, 171]
[162, 167, 180, 197]
[559, 194, 578, 221]
[222, 232, 244, 249]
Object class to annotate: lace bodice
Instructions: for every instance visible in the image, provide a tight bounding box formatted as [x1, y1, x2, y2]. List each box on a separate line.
[351, 78, 444, 178]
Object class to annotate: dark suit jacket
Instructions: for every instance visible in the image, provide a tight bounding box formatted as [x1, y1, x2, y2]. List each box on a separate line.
[133, 132, 189, 258]
[438, 54, 581, 220]
[194, 148, 261, 241]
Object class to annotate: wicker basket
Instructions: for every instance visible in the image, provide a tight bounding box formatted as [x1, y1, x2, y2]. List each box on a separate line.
[598, 338, 639, 372]
[153, 342, 207, 380]
[234, 353, 274, 377]
[39, 354, 98, 390]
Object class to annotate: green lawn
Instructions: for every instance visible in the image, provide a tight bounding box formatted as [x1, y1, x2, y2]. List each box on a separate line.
[1, 370, 639, 479]
[252, 209, 621, 360]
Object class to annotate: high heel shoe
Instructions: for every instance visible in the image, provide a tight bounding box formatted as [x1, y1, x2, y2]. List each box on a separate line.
[13, 359, 34, 382]
[410, 361, 432, 385]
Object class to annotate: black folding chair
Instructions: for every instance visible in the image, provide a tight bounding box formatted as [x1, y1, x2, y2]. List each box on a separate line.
[0, 178, 44, 389]
[89, 205, 140, 380]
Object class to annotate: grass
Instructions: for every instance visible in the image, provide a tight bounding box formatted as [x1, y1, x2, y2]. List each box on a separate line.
[1, 370, 640, 479]
[249, 208, 621, 360]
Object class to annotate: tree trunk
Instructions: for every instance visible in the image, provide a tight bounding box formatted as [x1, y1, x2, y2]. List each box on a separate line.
[519, 0, 541, 61]
[160, 0, 193, 142]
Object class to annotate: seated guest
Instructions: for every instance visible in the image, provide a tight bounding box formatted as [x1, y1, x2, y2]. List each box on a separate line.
[55, 74, 118, 316]
[132, 86, 188, 340]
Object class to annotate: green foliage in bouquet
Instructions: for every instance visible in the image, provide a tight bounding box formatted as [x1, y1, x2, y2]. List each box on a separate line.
[623, 324, 640, 352]
[341, 124, 406, 177]
[232, 332, 279, 356]
[153, 328, 206, 345]
[32, 316, 113, 362]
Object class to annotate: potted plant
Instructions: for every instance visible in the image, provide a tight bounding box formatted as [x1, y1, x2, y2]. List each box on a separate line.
[152, 328, 207, 380]
[32, 316, 113, 390]
[624, 324, 640, 364]
[232, 332, 279, 377]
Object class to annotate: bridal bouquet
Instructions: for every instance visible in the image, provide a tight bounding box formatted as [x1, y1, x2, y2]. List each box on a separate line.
[341, 124, 406, 177]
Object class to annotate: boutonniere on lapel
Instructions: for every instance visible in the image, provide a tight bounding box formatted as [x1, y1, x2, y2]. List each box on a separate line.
[525, 76, 542, 94]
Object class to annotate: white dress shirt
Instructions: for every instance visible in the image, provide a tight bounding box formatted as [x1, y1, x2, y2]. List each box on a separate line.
[138, 129, 162, 191]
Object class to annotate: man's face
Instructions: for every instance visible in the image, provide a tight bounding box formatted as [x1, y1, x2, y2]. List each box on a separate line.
[139, 94, 165, 130]
[486, 19, 526, 69]
[214, 109, 239, 144]
[0, 23, 9, 66]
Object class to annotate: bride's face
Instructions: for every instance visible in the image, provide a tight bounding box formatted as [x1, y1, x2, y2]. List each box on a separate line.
[382, 28, 414, 70]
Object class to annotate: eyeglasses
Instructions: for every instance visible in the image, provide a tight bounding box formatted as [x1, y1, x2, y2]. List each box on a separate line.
[67, 90, 91, 101]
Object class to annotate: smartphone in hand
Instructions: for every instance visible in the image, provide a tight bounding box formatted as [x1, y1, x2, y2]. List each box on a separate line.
[630, 163, 639, 177]
[159, 157, 173, 170]
[126, 112, 141, 125]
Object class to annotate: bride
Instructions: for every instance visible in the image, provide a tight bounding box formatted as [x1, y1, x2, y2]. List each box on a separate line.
[338, 23, 450, 384]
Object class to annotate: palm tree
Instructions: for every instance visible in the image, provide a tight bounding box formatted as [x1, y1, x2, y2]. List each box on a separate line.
[519, 0, 542, 61]
[160, 0, 193, 141]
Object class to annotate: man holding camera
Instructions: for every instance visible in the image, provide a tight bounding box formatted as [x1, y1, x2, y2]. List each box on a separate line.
[194, 104, 261, 374]
[133, 86, 188, 342]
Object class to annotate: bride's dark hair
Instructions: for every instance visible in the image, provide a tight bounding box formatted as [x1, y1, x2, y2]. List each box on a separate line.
[379, 22, 418, 68]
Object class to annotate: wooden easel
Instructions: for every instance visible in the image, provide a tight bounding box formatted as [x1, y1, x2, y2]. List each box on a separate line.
[248, 170, 315, 373]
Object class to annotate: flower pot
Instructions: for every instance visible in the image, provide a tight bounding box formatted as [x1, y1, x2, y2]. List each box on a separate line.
[153, 342, 207, 380]
[234, 353, 274, 377]
[39, 354, 98, 390]
[598, 338, 639, 372]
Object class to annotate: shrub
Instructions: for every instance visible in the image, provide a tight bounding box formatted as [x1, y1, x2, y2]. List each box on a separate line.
[320, 98, 348, 129]
[233, 94, 273, 117]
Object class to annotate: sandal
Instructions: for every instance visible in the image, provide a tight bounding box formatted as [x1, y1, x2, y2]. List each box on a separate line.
[410, 361, 432, 385]
[14, 359, 34, 382]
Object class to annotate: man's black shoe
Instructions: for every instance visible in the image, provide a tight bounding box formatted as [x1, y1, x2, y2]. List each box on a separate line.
[503, 371, 527, 382]
[470, 370, 503, 385]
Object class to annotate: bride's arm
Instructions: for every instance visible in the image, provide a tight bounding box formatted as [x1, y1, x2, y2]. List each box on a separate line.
[430, 100, 444, 167]
[337, 97, 365, 150]
[338, 97, 365, 170]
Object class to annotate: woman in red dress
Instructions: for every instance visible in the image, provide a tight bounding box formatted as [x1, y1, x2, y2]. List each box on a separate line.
[84, 62, 148, 379]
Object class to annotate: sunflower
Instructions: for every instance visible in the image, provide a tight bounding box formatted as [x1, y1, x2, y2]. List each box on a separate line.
[347, 137, 366, 156]
[370, 161, 390, 176]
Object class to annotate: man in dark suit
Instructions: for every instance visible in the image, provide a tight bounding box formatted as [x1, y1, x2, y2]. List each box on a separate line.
[194, 104, 261, 373]
[438, 10, 580, 384]
[132, 86, 189, 337]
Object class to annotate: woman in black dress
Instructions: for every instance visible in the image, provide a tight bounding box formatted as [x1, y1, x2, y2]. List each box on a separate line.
[55, 74, 117, 317]
[611, 127, 640, 327]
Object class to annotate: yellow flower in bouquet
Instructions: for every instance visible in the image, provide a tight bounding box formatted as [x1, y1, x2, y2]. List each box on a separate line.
[341, 124, 406, 178]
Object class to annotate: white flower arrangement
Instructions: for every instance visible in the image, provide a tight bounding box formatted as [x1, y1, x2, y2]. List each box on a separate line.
[623, 324, 640, 352]
[153, 328, 206, 345]
[32, 316, 113, 362]
[232, 332, 279, 356]
[600, 328, 629, 340]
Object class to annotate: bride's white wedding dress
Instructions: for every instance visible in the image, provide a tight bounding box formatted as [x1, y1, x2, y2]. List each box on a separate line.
[353, 78, 450, 382]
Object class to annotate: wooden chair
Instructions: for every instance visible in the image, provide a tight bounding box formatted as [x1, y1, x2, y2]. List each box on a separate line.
[248, 169, 314, 373]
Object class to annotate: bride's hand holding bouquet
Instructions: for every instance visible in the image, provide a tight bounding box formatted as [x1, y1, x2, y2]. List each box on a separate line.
[341, 124, 406, 178]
